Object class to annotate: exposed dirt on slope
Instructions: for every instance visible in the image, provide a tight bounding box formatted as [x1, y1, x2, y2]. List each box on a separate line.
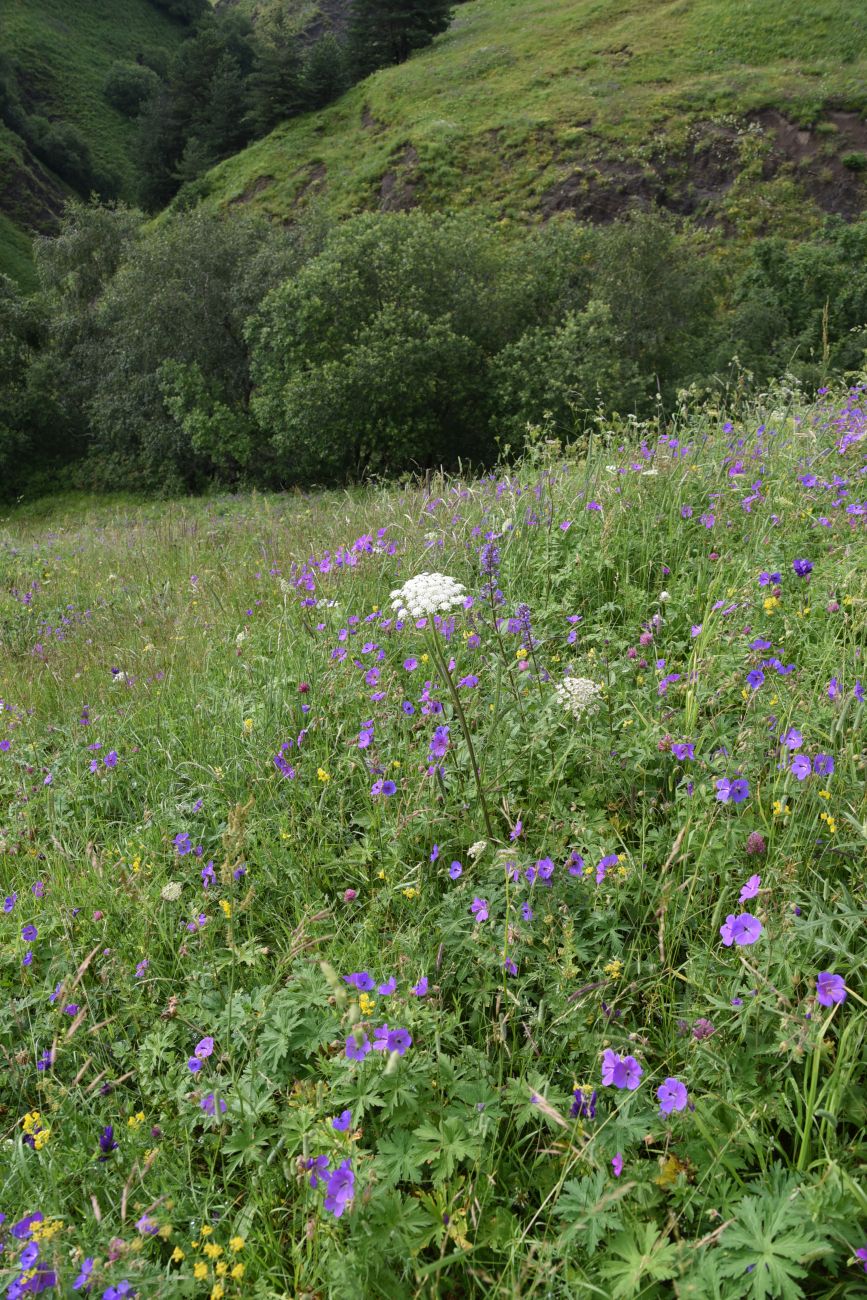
[540, 110, 867, 225]
[379, 145, 421, 211]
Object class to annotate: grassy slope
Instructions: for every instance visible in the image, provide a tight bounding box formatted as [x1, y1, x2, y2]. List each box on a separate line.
[0, 0, 187, 284]
[200, 0, 867, 228]
[0, 387, 865, 1294]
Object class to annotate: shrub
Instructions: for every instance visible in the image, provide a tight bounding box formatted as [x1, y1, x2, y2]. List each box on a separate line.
[103, 62, 160, 117]
[247, 212, 524, 482]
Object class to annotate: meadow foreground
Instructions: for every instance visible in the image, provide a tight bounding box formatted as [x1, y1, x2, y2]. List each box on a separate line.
[1, 387, 866, 1298]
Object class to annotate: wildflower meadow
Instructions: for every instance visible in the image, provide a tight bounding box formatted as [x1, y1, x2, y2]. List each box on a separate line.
[1, 383, 866, 1298]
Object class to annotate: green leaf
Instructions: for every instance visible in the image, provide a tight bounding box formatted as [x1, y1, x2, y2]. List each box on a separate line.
[598, 1221, 680, 1298]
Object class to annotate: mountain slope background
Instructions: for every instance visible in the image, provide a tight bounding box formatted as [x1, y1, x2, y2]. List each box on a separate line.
[197, 0, 867, 232]
[0, 0, 191, 285]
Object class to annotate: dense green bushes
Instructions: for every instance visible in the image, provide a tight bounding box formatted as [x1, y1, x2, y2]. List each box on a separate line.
[3, 200, 867, 499]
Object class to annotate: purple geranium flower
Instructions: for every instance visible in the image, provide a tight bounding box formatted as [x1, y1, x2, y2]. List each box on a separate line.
[715, 777, 749, 804]
[720, 912, 763, 947]
[739, 874, 761, 903]
[372, 1024, 412, 1055]
[790, 753, 811, 781]
[323, 1159, 355, 1218]
[657, 1077, 688, 1115]
[343, 972, 375, 991]
[792, 558, 813, 577]
[470, 897, 489, 923]
[332, 1109, 352, 1131]
[307, 1154, 330, 1188]
[816, 972, 847, 1007]
[813, 754, 834, 776]
[200, 1092, 227, 1116]
[345, 1033, 371, 1061]
[410, 976, 428, 996]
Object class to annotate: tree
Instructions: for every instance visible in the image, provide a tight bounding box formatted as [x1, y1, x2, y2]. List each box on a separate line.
[247, 13, 304, 136]
[348, 0, 453, 77]
[103, 61, 160, 117]
[247, 211, 521, 483]
[301, 35, 348, 110]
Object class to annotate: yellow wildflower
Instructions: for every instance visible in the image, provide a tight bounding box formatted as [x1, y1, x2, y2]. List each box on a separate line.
[763, 596, 779, 614]
[243, 718, 253, 734]
[203, 1242, 223, 1259]
[359, 992, 375, 1015]
[193, 1260, 208, 1280]
[219, 899, 232, 919]
[317, 768, 330, 783]
[403, 887, 418, 899]
[229, 1237, 245, 1252]
[127, 1112, 146, 1129]
[231, 1263, 245, 1280]
[171, 1248, 185, 1263]
[603, 958, 624, 980]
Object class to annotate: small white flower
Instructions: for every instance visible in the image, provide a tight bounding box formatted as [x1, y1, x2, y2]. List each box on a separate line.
[111, 671, 127, 685]
[555, 676, 602, 721]
[160, 882, 183, 901]
[390, 573, 467, 620]
[468, 840, 488, 860]
[659, 591, 671, 603]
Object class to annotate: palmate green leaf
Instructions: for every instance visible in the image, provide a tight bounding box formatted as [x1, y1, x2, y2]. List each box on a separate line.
[715, 1191, 832, 1300]
[375, 1127, 427, 1186]
[598, 1221, 681, 1299]
[412, 1115, 482, 1180]
[554, 1168, 630, 1251]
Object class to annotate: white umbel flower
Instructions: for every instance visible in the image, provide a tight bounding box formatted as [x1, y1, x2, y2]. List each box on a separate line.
[390, 572, 467, 620]
[160, 881, 183, 901]
[555, 676, 602, 721]
[468, 840, 488, 860]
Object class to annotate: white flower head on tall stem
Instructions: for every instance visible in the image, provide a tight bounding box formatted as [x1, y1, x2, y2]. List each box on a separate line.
[555, 676, 602, 721]
[390, 573, 467, 621]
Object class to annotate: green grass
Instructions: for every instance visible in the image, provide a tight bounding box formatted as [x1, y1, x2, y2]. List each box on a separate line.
[0, 209, 37, 290]
[0, 384, 865, 1296]
[200, 0, 867, 228]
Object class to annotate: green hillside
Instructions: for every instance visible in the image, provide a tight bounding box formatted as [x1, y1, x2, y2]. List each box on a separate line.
[0, 0, 188, 283]
[198, 0, 867, 231]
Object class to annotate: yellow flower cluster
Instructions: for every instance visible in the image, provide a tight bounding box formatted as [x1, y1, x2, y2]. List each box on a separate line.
[181, 1230, 245, 1294]
[22, 1111, 51, 1150]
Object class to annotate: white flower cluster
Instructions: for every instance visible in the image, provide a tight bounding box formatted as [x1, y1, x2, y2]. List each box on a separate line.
[468, 840, 488, 860]
[390, 572, 467, 620]
[160, 881, 183, 901]
[555, 676, 602, 721]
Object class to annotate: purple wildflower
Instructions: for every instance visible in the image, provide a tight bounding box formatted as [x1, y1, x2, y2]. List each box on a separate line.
[816, 972, 847, 1007]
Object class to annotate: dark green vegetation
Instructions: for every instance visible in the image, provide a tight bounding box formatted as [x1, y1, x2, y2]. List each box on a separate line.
[0, 0, 453, 280]
[4, 200, 867, 497]
[0, 0, 192, 281]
